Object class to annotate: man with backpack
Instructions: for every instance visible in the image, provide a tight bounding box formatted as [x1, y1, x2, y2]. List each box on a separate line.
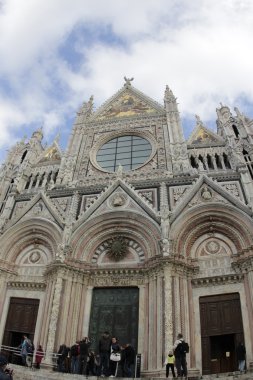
[173, 333, 189, 379]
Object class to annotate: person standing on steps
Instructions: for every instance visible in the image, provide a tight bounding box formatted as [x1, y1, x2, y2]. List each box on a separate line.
[236, 342, 246, 373]
[98, 331, 111, 377]
[173, 333, 188, 379]
[166, 350, 176, 378]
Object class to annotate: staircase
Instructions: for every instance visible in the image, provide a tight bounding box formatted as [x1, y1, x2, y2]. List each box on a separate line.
[9, 365, 253, 380]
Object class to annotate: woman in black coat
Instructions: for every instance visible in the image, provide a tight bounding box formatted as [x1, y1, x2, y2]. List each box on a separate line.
[109, 337, 121, 377]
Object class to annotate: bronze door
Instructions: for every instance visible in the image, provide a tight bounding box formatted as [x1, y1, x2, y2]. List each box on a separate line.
[200, 293, 244, 375]
[89, 287, 139, 351]
[3, 297, 39, 363]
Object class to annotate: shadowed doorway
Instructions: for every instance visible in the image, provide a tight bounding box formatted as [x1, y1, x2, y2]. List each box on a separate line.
[200, 293, 244, 375]
[3, 297, 39, 364]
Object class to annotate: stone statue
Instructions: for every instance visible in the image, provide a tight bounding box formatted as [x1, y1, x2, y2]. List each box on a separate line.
[124, 76, 134, 87]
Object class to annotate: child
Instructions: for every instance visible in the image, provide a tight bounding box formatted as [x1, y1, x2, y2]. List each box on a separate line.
[166, 350, 175, 378]
[35, 345, 44, 369]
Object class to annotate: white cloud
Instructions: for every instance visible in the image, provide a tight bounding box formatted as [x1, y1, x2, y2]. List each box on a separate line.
[0, 0, 253, 160]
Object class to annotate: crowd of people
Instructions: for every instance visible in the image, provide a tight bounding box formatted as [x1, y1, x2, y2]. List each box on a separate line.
[56, 332, 136, 377]
[0, 332, 248, 379]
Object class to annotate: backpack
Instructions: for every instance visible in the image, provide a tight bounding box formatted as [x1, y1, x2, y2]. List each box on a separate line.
[27, 342, 34, 354]
[174, 341, 189, 356]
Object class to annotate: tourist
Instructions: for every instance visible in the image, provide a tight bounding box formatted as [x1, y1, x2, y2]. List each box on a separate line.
[19, 336, 30, 366]
[166, 350, 175, 378]
[70, 341, 79, 374]
[236, 342, 246, 373]
[78, 337, 90, 375]
[35, 345, 44, 369]
[124, 343, 136, 377]
[86, 351, 96, 376]
[57, 344, 69, 372]
[98, 331, 111, 377]
[173, 333, 188, 378]
[109, 337, 121, 377]
[0, 354, 13, 380]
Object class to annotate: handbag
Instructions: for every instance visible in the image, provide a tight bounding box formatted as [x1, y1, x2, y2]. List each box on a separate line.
[110, 352, 121, 362]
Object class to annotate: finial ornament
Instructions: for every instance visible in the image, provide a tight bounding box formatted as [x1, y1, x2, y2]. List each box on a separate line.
[164, 85, 177, 103]
[54, 133, 61, 144]
[78, 95, 94, 116]
[116, 163, 123, 178]
[124, 76, 134, 87]
[195, 114, 204, 126]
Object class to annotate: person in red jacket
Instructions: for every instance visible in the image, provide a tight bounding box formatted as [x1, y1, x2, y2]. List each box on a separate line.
[35, 345, 44, 369]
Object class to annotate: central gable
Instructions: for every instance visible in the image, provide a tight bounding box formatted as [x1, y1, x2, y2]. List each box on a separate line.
[93, 84, 165, 121]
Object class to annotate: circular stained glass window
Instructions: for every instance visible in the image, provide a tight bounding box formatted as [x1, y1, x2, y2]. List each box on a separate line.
[96, 135, 152, 172]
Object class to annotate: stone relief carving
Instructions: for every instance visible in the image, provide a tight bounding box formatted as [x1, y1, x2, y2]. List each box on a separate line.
[29, 250, 41, 263]
[81, 195, 98, 211]
[110, 193, 127, 207]
[201, 186, 212, 200]
[221, 182, 241, 200]
[137, 190, 153, 205]
[51, 197, 71, 217]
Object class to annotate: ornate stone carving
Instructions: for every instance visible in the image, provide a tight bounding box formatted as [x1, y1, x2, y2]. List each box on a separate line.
[107, 236, 128, 261]
[201, 186, 212, 200]
[205, 240, 220, 254]
[29, 251, 41, 263]
[110, 193, 126, 207]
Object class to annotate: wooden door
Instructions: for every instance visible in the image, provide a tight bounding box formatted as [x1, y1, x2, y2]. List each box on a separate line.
[3, 297, 39, 349]
[200, 293, 243, 375]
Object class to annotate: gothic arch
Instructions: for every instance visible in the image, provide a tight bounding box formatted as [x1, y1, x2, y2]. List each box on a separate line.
[170, 203, 253, 258]
[71, 210, 160, 262]
[0, 218, 62, 263]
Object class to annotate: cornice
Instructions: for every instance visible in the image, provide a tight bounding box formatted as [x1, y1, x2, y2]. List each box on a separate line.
[7, 281, 46, 290]
[191, 273, 244, 287]
[44, 254, 199, 280]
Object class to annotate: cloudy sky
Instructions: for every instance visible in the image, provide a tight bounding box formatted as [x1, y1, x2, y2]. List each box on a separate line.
[0, 0, 253, 162]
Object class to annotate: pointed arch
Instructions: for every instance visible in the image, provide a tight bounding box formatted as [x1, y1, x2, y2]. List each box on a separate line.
[170, 203, 253, 258]
[0, 218, 62, 263]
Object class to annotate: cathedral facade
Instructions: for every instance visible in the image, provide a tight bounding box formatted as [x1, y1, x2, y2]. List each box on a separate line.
[0, 78, 253, 376]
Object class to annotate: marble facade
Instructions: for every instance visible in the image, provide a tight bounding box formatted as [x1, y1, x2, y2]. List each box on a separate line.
[0, 78, 253, 376]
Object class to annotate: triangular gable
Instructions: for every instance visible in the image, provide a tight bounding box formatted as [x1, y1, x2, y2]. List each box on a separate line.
[187, 124, 224, 146]
[7, 192, 64, 229]
[74, 178, 160, 231]
[170, 175, 252, 223]
[91, 85, 165, 121]
[35, 141, 62, 165]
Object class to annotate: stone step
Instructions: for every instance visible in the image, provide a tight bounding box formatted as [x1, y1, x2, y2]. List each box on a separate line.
[8, 365, 253, 380]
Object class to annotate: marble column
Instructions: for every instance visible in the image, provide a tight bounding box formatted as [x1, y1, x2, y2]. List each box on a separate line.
[164, 267, 173, 356]
[82, 286, 93, 337]
[44, 273, 63, 364]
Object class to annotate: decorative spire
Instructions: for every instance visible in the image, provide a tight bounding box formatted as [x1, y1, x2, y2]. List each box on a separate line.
[78, 95, 94, 117]
[216, 103, 232, 124]
[164, 85, 177, 103]
[195, 114, 204, 127]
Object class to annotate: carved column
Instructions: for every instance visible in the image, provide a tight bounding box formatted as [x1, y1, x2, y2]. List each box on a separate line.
[164, 267, 173, 357]
[82, 286, 93, 337]
[70, 280, 83, 343]
[44, 272, 64, 363]
[138, 285, 145, 357]
[0, 274, 7, 317]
